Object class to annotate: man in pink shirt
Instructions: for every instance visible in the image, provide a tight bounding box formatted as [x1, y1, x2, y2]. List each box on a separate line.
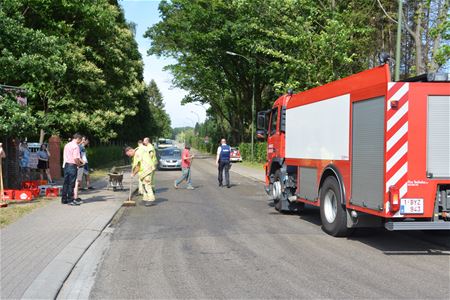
[61, 133, 83, 205]
[174, 144, 195, 190]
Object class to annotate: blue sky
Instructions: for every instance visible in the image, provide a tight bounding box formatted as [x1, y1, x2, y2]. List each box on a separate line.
[120, 0, 207, 128]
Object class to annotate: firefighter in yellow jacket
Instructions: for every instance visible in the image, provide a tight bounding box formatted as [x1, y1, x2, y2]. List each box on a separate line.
[143, 137, 157, 191]
[125, 146, 155, 206]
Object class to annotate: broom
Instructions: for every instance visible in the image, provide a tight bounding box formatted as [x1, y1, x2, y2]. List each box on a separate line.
[123, 166, 136, 207]
[0, 143, 7, 208]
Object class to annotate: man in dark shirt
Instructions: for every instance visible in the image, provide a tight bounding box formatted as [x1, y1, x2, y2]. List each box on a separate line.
[216, 138, 231, 188]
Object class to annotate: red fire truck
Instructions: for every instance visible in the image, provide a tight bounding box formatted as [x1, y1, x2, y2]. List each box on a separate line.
[256, 64, 450, 236]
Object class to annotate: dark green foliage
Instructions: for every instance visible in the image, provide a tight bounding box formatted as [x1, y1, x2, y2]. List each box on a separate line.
[146, 0, 380, 145]
[0, 0, 170, 142]
[86, 145, 124, 169]
[0, 94, 37, 137]
[147, 0, 448, 148]
[239, 142, 267, 163]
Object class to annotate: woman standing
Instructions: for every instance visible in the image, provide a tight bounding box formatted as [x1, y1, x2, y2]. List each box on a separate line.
[19, 142, 31, 181]
[37, 144, 53, 183]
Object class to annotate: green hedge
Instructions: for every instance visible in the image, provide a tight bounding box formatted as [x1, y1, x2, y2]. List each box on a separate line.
[238, 142, 267, 163]
[189, 136, 217, 154]
[86, 145, 124, 168]
[189, 136, 267, 163]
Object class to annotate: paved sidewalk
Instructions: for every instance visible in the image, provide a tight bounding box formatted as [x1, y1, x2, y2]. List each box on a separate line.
[0, 171, 135, 299]
[229, 162, 265, 182]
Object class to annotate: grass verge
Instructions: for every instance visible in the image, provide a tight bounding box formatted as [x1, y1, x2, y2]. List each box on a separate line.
[240, 161, 264, 169]
[0, 198, 56, 229]
[0, 160, 129, 229]
[89, 160, 130, 182]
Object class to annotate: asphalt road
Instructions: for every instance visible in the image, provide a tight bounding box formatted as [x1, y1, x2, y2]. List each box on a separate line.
[90, 157, 450, 299]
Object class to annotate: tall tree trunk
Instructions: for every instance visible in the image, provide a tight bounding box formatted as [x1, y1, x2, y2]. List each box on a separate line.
[39, 129, 45, 145]
[414, 2, 424, 74]
[403, 1, 424, 75]
[430, 0, 449, 71]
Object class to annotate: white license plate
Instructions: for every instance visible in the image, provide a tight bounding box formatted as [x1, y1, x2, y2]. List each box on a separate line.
[400, 198, 424, 214]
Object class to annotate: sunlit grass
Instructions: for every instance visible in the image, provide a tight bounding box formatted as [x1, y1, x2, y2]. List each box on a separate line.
[240, 161, 264, 169]
[89, 160, 130, 182]
[0, 198, 56, 229]
[0, 160, 129, 229]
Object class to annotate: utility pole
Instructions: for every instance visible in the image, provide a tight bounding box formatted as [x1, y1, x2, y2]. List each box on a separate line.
[395, 0, 403, 81]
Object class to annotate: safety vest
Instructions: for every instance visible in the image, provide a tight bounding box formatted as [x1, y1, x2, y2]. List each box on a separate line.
[219, 144, 231, 162]
[145, 143, 158, 166]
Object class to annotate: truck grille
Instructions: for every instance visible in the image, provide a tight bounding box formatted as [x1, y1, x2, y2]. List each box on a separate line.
[427, 96, 450, 178]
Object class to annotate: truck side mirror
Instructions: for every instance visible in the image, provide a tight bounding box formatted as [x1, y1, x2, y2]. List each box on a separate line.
[256, 129, 267, 141]
[257, 111, 267, 130]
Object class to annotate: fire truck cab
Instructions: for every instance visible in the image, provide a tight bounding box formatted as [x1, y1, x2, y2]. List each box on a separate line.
[257, 65, 450, 236]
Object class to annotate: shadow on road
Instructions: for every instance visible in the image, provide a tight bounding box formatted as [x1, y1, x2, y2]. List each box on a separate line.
[267, 201, 450, 255]
[82, 196, 109, 203]
[154, 197, 168, 205]
[155, 187, 168, 193]
[348, 230, 450, 255]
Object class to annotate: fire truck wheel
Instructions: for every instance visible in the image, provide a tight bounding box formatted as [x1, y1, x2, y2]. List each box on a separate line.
[273, 170, 283, 212]
[319, 176, 348, 237]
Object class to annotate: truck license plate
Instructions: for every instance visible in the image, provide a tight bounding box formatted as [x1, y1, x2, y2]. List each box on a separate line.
[400, 198, 423, 214]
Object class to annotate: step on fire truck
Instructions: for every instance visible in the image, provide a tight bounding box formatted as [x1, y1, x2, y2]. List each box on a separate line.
[256, 64, 450, 236]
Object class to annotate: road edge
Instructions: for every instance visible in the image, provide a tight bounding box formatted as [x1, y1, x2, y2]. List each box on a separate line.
[21, 188, 137, 300]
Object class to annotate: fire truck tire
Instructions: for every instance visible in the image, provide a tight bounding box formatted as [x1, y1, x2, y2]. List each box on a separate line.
[273, 170, 302, 214]
[319, 176, 348, 237]
[273, 171, 282, 212]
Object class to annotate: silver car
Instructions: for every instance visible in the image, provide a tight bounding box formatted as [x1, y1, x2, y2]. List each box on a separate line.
[157, 147, 182, 170]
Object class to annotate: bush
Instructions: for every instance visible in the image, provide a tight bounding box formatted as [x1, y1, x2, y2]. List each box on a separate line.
[190, 136, 267, 162]
[86, 145, 124, 168]
[239, 142, 267, 163]
[189, 135, 216, 155]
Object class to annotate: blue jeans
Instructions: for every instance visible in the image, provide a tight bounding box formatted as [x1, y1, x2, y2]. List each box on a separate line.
[62, 164, 77, 203]
[175, 167, 192, 186]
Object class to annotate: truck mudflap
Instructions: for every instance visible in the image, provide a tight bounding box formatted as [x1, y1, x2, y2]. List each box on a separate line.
[385, 221, 450, 231]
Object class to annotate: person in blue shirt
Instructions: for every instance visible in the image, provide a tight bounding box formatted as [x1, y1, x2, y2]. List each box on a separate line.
[19, 141, 31, 181]
[216, 138, 231, 188]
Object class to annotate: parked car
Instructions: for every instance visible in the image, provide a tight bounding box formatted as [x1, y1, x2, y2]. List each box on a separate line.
[156, 138, 174, 149]
[230, 147, 242, 162]
[157, 147, 182, 170]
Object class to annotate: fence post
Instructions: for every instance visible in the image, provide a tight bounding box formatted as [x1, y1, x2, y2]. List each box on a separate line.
[49, 135, 61, 180]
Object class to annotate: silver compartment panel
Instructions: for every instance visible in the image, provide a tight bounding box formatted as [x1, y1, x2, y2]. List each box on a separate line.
[299, 167, 318, 201]
[427, 95, 450, 178]
[351, 97, 385, 210]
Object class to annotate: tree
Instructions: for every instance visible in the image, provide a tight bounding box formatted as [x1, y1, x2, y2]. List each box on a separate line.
[146, 0, 379, 144]
[146, 79, 165, 109]
[0, 93, 37, 137]
[375, 0, 449, 75]
[0, 0, 146, 141]
[116, 80, 172, 142]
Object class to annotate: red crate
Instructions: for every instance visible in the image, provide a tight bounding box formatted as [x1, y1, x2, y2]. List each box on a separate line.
[45, 187, 60, 197]
[22, 181, 38, 189]
[30, 187, 40, 198]
[14, 190, 33, 201]
[38, 185, 52, 196]
[37, 180, 48, 186]
[2, 190, 14, 201]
